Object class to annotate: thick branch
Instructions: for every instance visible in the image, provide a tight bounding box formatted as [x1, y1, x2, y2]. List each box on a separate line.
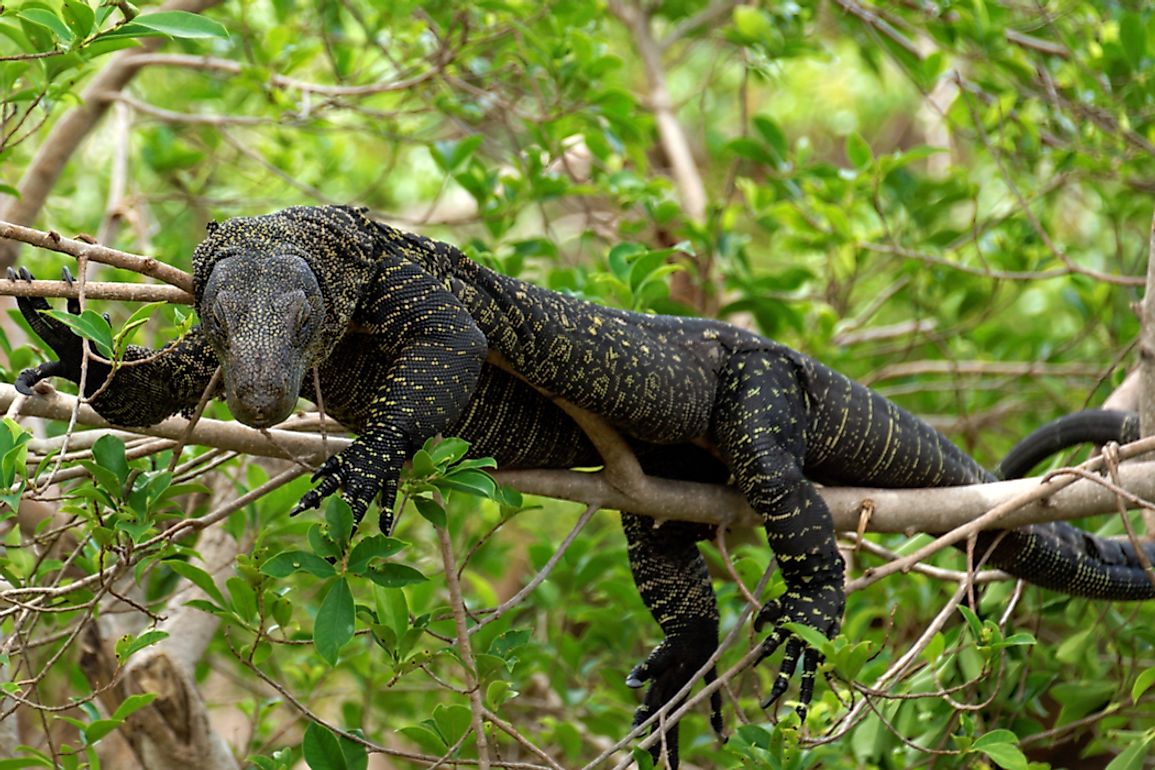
[7, 383, 1155, 536]
[7, 383, 344, 463]
[609, 1, 707, 222]
[1140, 209, 1155, 533]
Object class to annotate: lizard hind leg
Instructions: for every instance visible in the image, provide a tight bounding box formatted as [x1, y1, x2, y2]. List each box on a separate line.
[622, 512, 722, 770]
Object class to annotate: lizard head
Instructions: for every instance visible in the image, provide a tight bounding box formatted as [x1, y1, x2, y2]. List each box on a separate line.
[200, 249, 326, 428]
[191, 206, 381, 428]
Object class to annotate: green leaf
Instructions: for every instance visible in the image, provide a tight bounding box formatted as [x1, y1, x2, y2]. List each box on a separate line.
[113, 301, 165, 356]
[167, 560, 226, 606]
[347, 535, 406, 574]
[43, 308, 113, 359]
[956, 605, 983, 639]
[365, 563, 427, 589]
[83, 719, 123, 744]
[226, 576, 258, 621]
[308, 523, 343, 560]
[431, 136, 483, 173]
[261, 550, 336, 579]
[17, 9, 73, 42]
[397, 724, 446, 754]
[781, 621, 832, 654]
[409, 449, 437, 477]
[62, 1, 96, 39]
[130, 11, 228, 39]
[438, 468, 497, 498]
[731, 6, 774, 45]
[1132, 667, 1155, 703]
[302, 722, 365, 770]
[114, 629, 168, 663]
[110, 692, 157, 722]
[315, 577, 354, 664]
[973, 730, 1028, 770]
[427, 436, 471, 465]
[1121, 12, 1146, 68]
[0, 756, 55, 768]
[489, 628, 530, 659]
[432, 704, 472, 748]
[324, 496, 354, 548]
[1105, 735, 1153, 770]
[413, 496, 446, 528]
[846, 133, 873, 169]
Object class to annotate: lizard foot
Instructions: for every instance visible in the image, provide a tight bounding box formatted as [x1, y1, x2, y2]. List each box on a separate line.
[11, 267, 111, 393]
[626, 633, 724, 769]
[753, 582, 843, 717]
[290, 432, 406, 533]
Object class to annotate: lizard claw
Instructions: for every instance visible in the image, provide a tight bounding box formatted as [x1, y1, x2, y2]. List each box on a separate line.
[752, 584, 842, 717]
[626, 631, 724, 770]
[290, 456, 344, 516]
[290, 435, 405, 533]
[13, 269, 111, 395]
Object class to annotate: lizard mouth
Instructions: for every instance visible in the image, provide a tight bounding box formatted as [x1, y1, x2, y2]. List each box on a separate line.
[224, 362, 305, 429]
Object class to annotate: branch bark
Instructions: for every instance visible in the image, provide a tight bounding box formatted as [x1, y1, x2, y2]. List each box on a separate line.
[1, 278, 189, 304]
[0, 220, 194, 293]
[1141, 209, 1155, 534]
[7, 382, 1155, 537]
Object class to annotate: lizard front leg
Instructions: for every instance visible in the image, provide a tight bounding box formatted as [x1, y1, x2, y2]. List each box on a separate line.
[293, 259, 487, 532]
[712, 350, 845, 717]
[12, 269, 218, 426]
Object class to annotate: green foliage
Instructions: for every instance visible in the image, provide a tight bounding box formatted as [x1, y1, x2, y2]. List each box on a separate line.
[4, 0, 1155, 768]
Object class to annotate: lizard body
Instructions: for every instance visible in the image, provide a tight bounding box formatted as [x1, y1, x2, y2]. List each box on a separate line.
[16, 205, 1155, 767]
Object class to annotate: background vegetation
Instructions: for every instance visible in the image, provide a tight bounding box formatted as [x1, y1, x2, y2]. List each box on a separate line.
[1, 0, 1154, 768]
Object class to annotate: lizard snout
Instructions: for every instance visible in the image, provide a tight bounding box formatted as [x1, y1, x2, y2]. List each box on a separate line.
[225, 362, 302, 429]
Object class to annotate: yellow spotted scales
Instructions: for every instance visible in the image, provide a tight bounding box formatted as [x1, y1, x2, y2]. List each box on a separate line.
[16, 205, 1155, 769]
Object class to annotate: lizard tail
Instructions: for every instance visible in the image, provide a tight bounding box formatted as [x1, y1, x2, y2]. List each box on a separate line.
[983, 408, 1154, 600]
[993, 409, 1140, 480]
[976, 523, 1155, 600]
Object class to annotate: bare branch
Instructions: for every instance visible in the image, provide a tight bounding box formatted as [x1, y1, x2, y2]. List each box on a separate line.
[97, 92, 275, 126]
[0, 278, 189, 304]
[0, 221, 193, 293]
[8, 383, 344, 463]
[437, 526, 491, 769]
[122, 52, 450, 98]
[609, 0, 707, 222]
[1139, 208, 1155, 534]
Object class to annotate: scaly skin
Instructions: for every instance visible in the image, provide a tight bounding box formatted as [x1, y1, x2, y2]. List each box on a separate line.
[15, 205, 1155, 769]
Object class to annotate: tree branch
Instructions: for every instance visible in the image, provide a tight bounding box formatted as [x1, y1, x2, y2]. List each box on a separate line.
[1140, 208, 1155, 534]
[608, 0, 707, 222]
[0, 220, 194, 293]
[1, 278, 189, 304]
[8, 382, 1155, 537]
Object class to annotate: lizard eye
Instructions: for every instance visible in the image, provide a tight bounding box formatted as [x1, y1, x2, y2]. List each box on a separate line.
[286, 290, 315, 345]
[210, 297, 229, 334]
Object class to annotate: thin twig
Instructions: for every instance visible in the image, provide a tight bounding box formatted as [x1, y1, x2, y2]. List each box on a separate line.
[437, 525, 491, 769]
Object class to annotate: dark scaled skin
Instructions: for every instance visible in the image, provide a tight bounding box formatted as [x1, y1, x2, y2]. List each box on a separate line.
[15, 205, 1155, 769]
